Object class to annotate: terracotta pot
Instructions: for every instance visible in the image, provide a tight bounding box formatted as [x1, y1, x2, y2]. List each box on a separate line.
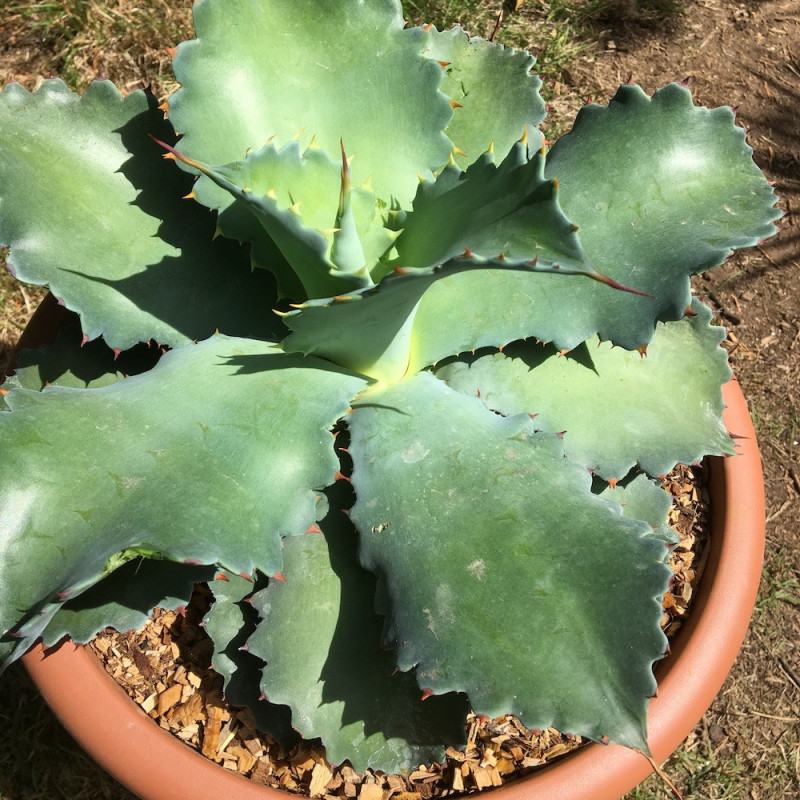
[16, 300, 765, 800]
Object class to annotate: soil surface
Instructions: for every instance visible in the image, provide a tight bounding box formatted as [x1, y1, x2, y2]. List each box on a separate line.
[0, 1, 798, 798]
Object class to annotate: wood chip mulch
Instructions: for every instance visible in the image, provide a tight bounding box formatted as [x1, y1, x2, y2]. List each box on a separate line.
[88, 463, 710, 798]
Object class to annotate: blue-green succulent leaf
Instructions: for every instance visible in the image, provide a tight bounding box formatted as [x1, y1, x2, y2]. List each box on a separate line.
[436, 299, 734, 480]
[169, 141, 395, 299]
[421, 24, 546, 162]
[0, 79, 282, 349]
[281, 255, 603, 383]
[248, 483, 470, 773]
[544, 83, 781, 345]
[9, 317, 162, 395]
[40, 559, 216, 646]
[209, 198, 306, 301]
[389, 143, 588, 273]
[204, 571, 295, 747]
[0, 336, 368, 669]
[204, 571, 260, 689]
[169, 0, 453, 208]
[348, 372, 670, 752]
[400, 83, 781, 363]
[595, 474, 678, 547]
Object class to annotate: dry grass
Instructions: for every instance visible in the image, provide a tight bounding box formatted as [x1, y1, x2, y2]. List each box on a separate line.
[1, 0, 193, 97]
[1, 0, 597, 98]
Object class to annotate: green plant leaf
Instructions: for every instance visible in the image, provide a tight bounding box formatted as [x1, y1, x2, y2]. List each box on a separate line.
[406, 269, 607, 368]
[422, 25, 546, 163]
[247, 483, 470, 773]
[172, 141, 396, 299]
[389, 143, 587, 272]
[10, 321, 162, 394]
[391, 83, 781, 361]
[0, 336, 367, 669]
[0, 79, 282, 349]
[280, 254, 618, 383]
[204, 571, 295, 748]
[348, 372, 670, 752]
[281, 273, 429, 384]
[543, 83, 781, 345]
[204, 571, 259, 688]
[40, 558, 216, 646]
[169, 0, 453, 208]
[594, 473, 677, 547]
[397, 84, 782, 362]
[208, 198, 306, 301]
[435, 299, 734, 480]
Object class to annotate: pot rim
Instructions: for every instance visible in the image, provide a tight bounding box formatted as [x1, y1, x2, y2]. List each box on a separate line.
[21, 378, 765, 800]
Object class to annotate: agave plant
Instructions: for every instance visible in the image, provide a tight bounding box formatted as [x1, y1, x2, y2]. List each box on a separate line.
[0, 0, 780, 776]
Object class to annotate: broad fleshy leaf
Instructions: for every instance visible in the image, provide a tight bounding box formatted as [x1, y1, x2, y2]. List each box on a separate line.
[172, 141, 395, 299]
[0, 79, 282, 349]
[595, 474, 677, 547]
[422, 25, 546, 162]
[208, 198, 306, 301]
[281, 256, 614, 383]
[204, 571, 295, 747]
[390, 143, 588, 271]
[543, 83, 782, 346]
[0, 336, 367, 667]
[247, 484, 470, 772]
[40, 558, 216, 647]
[9, 319, 161, 394]
[204, 571, 261, 687]
[169, 0, 453, 208]
[407, 269, 614, 369]
[348, 372, 670, 751]
[435, 299, 734, 480]
[0, 0, 782, 771]
[396, 83, 782, 362]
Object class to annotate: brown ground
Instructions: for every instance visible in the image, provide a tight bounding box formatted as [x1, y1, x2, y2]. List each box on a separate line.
[0, 1, 798, 798]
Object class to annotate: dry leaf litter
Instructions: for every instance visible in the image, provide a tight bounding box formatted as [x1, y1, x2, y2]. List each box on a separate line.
[89, 463, 710, 798]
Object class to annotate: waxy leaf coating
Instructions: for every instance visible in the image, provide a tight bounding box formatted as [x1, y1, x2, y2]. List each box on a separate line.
[0, 80, 280, 349]
[545, 83, 781, 346]
[0, 336, 367, 664]
[436, 300, 734, 479]
[170, 0, 452, 207]
[248, 484, 470, 772]
[349, 372, 670, 751]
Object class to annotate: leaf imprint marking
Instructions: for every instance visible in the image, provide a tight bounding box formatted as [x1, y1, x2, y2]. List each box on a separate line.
[401, 441, 429, 464]
[467, 559, 486, 580]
